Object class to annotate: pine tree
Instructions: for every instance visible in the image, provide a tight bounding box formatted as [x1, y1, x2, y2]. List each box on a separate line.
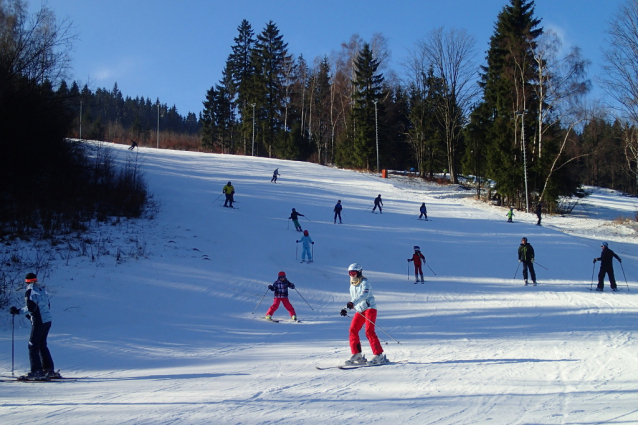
[477, 0, 543, 208]
[350, 43, 384, 170]
[228, 20, 255, 154]
[251, 21, 291, 157]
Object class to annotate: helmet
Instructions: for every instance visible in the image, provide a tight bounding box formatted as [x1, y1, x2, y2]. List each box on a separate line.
[522, 237, 528, 242]
[378, 194, 382, 197]
[292, 208, 296, 211]
[414, 246, 420, 251]
[602, 241, 608, 248]
[278, 271, 286, 278]
[303, 230, 309, 236]
[348, 263, 362, 273]
[227, 181, 231, 185]
[337, 200, 341, 203]
[25, 272, 37, 283]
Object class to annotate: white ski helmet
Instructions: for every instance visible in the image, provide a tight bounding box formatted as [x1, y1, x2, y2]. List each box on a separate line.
[348, 263, 363, 273]
[414, 246, 420, 251]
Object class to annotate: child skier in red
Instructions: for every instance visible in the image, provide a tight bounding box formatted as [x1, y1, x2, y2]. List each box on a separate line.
[265, 271, 297, 321]
[408, 246, 425, 283]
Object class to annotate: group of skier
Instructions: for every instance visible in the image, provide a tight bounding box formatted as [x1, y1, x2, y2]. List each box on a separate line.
[506, 202, 543, 226]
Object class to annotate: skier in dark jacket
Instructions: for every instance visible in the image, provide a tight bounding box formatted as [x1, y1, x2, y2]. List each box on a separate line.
[333, 200, 343, 224]
[535, 202, 542, 226]
[419, 203, 428, 220]
[372, 195, 383, 214]
[518, 237, 536, 286]
[289, 208, 304, 232]
[594, 242, 622, 292]
[265, 271, 297, 321]
[9, 273, 58, 380]
[271, 168, 280, 183]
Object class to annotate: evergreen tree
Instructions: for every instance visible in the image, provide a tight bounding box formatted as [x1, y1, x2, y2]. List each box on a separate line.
[476, 0, 543, 208]
[228, 20, 255, 154]
[349, 43, 385, 170]
[251, 21, 291, 157]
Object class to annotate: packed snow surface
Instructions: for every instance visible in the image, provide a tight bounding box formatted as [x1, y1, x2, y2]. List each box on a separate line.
[2, 143, 638, 424]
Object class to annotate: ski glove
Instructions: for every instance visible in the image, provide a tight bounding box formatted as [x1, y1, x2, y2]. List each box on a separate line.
[408, 259, 412, 262]
[268, 285, 274, 291]
[311, 242, 314, 244]
[593, 259, 597, 263]
[340, 309, 348, 317]
[9, 306, 19, 315]
[346, 302, 354, 310]
[619, 258, 622, 263]
[289, 283, 295, 289]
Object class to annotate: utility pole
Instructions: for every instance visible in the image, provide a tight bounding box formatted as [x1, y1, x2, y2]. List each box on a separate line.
[373, 100, 379, 173]
[251, 103, 256, 156]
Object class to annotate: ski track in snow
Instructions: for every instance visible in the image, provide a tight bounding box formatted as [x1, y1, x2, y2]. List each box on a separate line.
[1, 143, 638, 424]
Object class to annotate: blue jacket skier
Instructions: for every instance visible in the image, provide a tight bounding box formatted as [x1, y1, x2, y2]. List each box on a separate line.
[419, 203, 427, 220]
[297, 230, 314, 262]
[594, 242, 622, 291]
[372, 195, 383, 213]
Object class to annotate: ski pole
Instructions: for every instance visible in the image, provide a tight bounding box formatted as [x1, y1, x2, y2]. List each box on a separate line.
[312, 244, 314, 262]
[407, 261, 410, 280]
[590, 262, 596, 291]
[304, 216, 311, 222]
[287, 218, 290, 230]
[534, 261, 548, 270]
[213, 194, 223, 203]
[355, 311, 400, 344]
[294, 288, 314, 311]
[622, 262, 630, 291]
[425, 262, 436, 276]
[514, 261, 521, 279]
[252, 287, 270, 314]
[295, 242, 298, 260]
[11, 314, 15, 376]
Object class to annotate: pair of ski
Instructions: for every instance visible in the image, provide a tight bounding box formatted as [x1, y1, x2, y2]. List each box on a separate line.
[264, 318, 301, 323]
[0, 372, 81, 383]
[300, 260, 313, 263]
[316, 361, 390, 370]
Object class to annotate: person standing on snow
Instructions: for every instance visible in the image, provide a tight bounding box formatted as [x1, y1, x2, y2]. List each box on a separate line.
[372, 194, 383, 214]
[408, 246, 426, 283]
[222, 181, 235, 208]
[289, 208, 304, 232]
[507, 207, 514, 223]
[297, 230, 314, 263]
[271, 168, 280, 183]
[518, 237, 537, 286]
[9, 273, 59, 380]
[340, 263, 387, 365]
[594, 242, 622, 292]
[333, 200, 343, 224]
[535, 202, 542, 226]
[419, 202, 428, 220]
[265, 271, 297, 321]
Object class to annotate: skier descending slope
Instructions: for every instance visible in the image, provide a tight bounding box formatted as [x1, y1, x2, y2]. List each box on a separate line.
[408, 246, 426, 283]
[9, 273, 59, 381]
[340, 263, 388, 365]
[289, 208, 304, 232]
[265, 271, 298, 321]
[594, 241, 622, 292]
[296, 230, 314, 263]
[518, 237, 537, 286]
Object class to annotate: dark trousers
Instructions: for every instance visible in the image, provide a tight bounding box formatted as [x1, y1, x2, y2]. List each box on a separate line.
[522, 261, 536, 283]
[598, 266, 617, 289]
[224, 193, 233, 207]
[372, 204, 382, 213]
[29, 321, 54, 372]
[536, 213, 542, 225]
[334, 211, 341, 223]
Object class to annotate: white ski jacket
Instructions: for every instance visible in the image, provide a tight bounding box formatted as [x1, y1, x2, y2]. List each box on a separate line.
[349, 277, 377, 312]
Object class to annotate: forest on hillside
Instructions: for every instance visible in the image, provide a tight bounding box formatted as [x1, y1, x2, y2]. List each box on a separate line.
[3, 0, 638, 226]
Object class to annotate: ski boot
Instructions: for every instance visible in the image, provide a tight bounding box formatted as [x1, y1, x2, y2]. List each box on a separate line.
[369, 353, 388, 365]
[345, 353, 367, 365]
[265, 315, 274, 321]
[19, 370, 47, 381]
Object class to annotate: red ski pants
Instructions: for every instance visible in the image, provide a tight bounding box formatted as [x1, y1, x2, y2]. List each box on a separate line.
[413, 263, 423, 276]
[349, 308, 383, 355]
[266, 297, 296, 317]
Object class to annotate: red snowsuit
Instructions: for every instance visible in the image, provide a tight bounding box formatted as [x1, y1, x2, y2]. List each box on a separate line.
[409, 251, 425, 276]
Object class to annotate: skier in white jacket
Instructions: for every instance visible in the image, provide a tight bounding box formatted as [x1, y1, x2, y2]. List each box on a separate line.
[340, 263, 387, 365]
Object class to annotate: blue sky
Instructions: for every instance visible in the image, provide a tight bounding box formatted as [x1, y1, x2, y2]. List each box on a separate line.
[34, 0, 624, 116]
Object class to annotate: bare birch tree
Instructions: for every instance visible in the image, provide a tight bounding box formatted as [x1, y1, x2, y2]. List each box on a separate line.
[416, 27, 479, 183]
